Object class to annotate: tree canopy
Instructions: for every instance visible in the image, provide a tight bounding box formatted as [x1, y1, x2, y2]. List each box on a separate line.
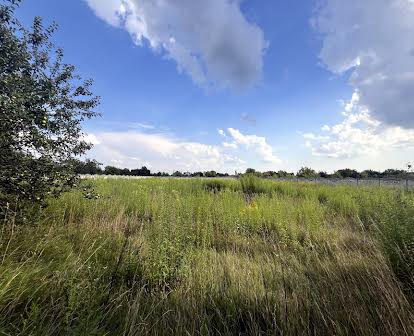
[0, 0, 99, 212]
[297, 167, 318, 178]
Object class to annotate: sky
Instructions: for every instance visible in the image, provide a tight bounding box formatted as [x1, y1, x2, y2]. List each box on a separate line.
[16, 0, 414, 173]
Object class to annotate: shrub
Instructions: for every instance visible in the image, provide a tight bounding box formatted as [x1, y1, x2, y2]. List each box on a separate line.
[0, 0, 99, 217]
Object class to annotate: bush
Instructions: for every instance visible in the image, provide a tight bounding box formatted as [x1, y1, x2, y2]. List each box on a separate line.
[0, 0, 99, 217]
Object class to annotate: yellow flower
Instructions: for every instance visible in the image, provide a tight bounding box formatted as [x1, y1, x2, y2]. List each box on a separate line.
[247, 200, 258, 210]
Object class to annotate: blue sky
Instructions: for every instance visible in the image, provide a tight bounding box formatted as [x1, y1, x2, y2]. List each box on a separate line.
[17, 0, 414, 173]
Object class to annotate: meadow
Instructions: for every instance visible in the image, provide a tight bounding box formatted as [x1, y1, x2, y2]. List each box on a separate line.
[1, 176, 414, 335]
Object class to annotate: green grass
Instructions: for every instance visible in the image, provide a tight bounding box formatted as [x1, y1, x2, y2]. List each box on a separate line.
[1, 178, 414, 335]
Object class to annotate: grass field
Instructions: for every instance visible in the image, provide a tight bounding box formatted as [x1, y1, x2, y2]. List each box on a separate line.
[1, 176, 414, 335]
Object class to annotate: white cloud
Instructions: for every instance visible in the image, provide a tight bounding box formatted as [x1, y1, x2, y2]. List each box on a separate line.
[303, 92, 414, 159]
[218, 129, 226, 137]
[314, 0, 414, 128]
[86, 0, 266, 90]
[86, 0, 125, 26]
[86, 126, 282, 172]
[87, 131, 245, 173]
[226, 128, 281, 164]
[222, 142, 238, 149]
[82, 133, 101, 145]
[301, 132, 330, 142]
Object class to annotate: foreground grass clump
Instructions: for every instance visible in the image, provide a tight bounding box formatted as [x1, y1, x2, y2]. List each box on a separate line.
[1, 178, 414, 335]
[240, 174, 272, 196]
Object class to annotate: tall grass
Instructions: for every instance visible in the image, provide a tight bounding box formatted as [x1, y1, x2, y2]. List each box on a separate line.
[1, 178, 414, 335]
[240, 174, 270, 196]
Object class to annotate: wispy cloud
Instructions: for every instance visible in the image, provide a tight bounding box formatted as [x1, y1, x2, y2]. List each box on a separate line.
[129, 122, 156, 130]
[241, 112, 257, 126]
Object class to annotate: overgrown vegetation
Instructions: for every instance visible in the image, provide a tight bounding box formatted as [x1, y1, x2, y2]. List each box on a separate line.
[1, 178, 414, 335]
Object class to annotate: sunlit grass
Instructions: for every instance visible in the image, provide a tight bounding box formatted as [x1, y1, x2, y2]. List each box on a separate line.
[1, 178, 414, 335]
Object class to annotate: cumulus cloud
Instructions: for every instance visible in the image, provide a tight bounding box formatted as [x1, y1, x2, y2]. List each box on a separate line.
[86, 127, 282, 172]
[86, 0, 266, 90]
[225, 128, 281, 164]
[87, 131, 243, 172]
[303, 92, 414, 158]
[314, 0, 414, 128]
[222, 142, 238, 149]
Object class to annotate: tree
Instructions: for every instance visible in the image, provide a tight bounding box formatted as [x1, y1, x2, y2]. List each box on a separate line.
[360, 170, 377, 178]
[244, 168, 263, 177]
[140, 166, 151, 176]
[262, 171, 277, 178]
[74, 159, 102, 175]
[0, 1, 99, 211]
[120, 168, 131, 176]
[335, 169, 360, 179]
[104, 166, 122, 176]
[318, 171, 329, 178]
[297, 167, 318, 178]
[155, 172, 170, 177]
[204, 171, 217, 178]
[382, 169, 405, 178]
[131, 166, 151, 176]
[277, 170, 294, 178]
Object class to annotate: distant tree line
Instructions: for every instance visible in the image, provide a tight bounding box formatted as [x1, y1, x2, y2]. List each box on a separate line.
[74, 160, 155, 176]
[74, 160, 413, 179]
[248, 167, 413, 179]
[74, 159, 232, 177]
